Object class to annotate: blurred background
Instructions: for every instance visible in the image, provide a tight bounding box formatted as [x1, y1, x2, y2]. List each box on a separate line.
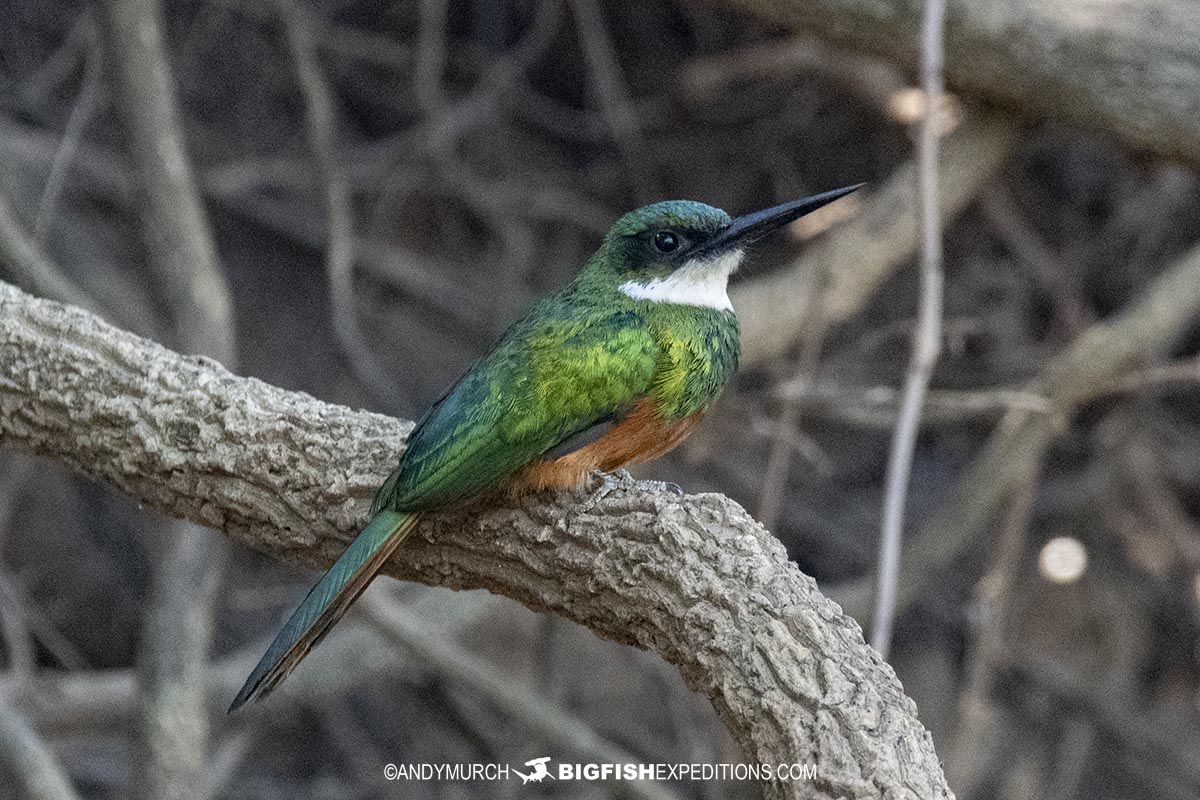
[3, 0, 1200, 798]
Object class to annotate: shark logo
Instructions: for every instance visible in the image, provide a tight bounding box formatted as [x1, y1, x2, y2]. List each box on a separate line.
[513, 757, 553, 784]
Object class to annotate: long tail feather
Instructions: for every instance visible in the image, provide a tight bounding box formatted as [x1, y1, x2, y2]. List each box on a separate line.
[229, 510, 419, 711]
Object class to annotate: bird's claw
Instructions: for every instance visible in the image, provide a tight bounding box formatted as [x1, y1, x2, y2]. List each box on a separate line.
[635, 479, 684, 496]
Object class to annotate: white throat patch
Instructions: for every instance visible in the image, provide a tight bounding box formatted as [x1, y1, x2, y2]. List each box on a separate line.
[618, 249, 743, 311]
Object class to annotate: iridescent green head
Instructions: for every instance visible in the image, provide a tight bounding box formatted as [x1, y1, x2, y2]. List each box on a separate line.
[590, 186, 863, 311]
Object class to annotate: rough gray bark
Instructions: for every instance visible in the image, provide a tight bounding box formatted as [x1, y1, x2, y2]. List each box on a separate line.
[725, 0, 1200, 165]
[0, 279, 951, 799]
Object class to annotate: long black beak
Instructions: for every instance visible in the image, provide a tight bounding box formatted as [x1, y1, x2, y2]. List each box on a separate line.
[700, 184, 863, 256]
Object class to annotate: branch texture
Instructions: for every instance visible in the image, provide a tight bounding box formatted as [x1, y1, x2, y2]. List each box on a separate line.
[0, 280, 950, 799]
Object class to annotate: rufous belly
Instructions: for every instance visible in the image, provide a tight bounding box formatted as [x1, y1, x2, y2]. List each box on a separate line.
[508, 396, 704, 492]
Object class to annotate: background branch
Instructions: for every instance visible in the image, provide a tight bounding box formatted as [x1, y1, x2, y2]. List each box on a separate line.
[98, 1, 239, 798]
[870, 0, 947, 659]
[731, 113, 1016, 368]
[0, 194, 99, 316]
[831, 232, 1200, 621]
[727, 0, 1200, 165]
[357, 592, 684, 800]
[0, 690, 83, 800]
[276, 0, 401, 408]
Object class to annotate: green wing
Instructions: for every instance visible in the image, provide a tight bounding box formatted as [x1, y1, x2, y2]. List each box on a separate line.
[374, 305, 659, 512]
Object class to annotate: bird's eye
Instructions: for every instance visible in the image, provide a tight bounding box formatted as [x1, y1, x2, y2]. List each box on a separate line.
[653, 231, 680, 253]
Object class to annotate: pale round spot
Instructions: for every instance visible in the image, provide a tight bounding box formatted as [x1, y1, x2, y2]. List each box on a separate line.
[1038, 537, 1088, 584]
[887, 88, 928, 125]
[886, 87, 963, 134]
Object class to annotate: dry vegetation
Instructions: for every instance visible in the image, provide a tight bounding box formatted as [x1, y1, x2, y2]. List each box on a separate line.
[2, 0, 1200, 798]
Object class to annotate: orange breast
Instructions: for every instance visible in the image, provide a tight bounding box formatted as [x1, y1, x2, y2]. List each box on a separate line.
[508, 397, 704, 492]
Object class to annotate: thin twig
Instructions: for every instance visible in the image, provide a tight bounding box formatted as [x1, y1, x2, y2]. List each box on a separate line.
[203, 0, 412, 70]
[1011, 660, 1200, 796]
[947, 457, 1041, 795]
[732, 113, 1017, 368]
[19, 11, 95, 102]
[1100, 355, 1200, 397]
[34, 13, 103, 245]
[0, 459, 36, 688]
[419, 0, 561, 152]
[1125, 444, 1200, 572]
[0, 193, 100, 314]
[277, 0, 402, 409]
[870, 0, 947, 659]
[981, 186, 1089, 337]
[0, 688, 83, 800]
[776, 380, 1051, 429]
[0, 576, 87, 673]
[757, 258, 831, 530]
[0, 574, 37, 687]
[414, 0, 451, 118]
[364, 0, 562, 260]
[568, 0, 657, 201]
[682, 35, 906, 112]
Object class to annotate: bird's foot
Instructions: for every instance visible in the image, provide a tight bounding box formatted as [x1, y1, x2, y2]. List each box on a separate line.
[576, 469, 636, 514]
[570, 471, 685, 522]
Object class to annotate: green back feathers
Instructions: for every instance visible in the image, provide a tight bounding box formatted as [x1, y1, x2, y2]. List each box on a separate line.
[372, 273, 739, 514]
[371, 199, 743, 513]
[375, 297, 659, 511]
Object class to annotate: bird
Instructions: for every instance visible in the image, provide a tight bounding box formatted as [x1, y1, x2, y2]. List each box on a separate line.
[230, 185, 861, 711]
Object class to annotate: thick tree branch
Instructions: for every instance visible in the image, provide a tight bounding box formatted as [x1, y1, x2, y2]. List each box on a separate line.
[726, 0, 1200, 166]
[0, 279, 951, 799]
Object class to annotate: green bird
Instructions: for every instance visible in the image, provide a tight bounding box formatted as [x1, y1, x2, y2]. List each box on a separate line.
[230, 186, 860, 710]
